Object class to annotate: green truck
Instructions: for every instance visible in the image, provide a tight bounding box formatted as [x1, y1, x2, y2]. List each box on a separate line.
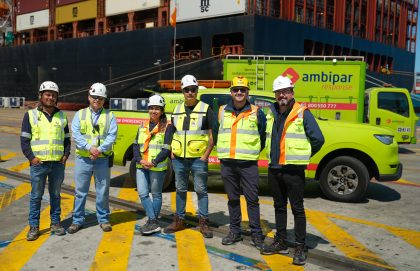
[111, 89, 402, 202]
[223, 55, 418, 144]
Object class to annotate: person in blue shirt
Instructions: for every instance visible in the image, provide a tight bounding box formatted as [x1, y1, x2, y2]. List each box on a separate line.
[21, 81, 71, 241]
[67, 83, 118, 234]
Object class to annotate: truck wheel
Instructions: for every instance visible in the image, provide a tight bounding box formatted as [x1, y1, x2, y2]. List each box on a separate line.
[163, 160, 174, 191]
[129, 159, 137, 182]
[319, 156, 369, 202]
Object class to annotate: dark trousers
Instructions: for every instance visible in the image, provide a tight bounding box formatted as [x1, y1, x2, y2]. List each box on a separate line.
[221, 161, 262, 236]
[268, 167, 306, 244]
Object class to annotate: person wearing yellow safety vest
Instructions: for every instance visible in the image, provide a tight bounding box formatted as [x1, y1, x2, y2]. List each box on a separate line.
[133, 94, 173, 235]
[260, 76, 324, 266]
[67, 83, 117, 234]
[216, 76, 267, 250]
[164, 74, 215, 238]
[20, 81, 71, 241]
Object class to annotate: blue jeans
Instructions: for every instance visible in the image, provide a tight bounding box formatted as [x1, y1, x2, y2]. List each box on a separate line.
[29, 161, 65, 227]
[172, 157, 208, 219]
[136, 169, 165, 220]
[72, 156, 110, 225]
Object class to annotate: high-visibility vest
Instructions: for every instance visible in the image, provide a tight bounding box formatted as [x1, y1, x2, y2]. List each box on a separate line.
[266, 103, 311, 165]
[171, 101, 210, 158]
[136, 121, 170, 171]
[27, 108, 68, 161]
[217, 104, 261, 160]
[75, 108, 113, 157]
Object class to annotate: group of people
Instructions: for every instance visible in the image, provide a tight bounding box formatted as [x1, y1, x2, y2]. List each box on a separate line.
[21, 73, 324, 266]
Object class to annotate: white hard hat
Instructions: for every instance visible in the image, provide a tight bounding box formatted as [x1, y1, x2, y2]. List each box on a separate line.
[181, 74, 198, 89]
[272, 76, 294, 92]
[89, 83, 107, 98]
[148, 94, 165, 107]
[39, 81, 59, 94]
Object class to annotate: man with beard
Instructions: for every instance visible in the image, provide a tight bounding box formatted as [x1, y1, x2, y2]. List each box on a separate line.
[217, 76, 266, 250]
[20, 81, 71, 241]
[261, 75, 324, 265]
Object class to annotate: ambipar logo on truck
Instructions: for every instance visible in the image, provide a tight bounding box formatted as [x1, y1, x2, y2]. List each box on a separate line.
[282, 67, 354, 90]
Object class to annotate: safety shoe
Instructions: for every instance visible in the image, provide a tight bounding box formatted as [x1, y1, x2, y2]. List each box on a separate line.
[261, 235, 289, 255]
[221, 231, 243, 245]
[50, 223, 66, 236]
[198, 217, 213, 238]
[164, 215, 185, 234]
[100, 223, 112, 232]
[251, 233, 265, 250]
[26, 226, 40, 241]
[140, 219, 161, 235]
[292, 243, 307, 266]
[67, 224, 82, 234]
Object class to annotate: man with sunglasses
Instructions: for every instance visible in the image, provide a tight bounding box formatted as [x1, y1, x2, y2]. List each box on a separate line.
[217, 76, 267, 250]
[68, 82, 117, 234]
[164, 74, 215, 238]
[261, 76, 324, 265]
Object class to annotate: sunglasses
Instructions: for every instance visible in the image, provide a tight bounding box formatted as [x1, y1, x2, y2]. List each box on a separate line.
[91, 95, 105, 101]
[182, 87, 198, 93]
[231, 87, 248, 93]
[274, 88, 293, 95]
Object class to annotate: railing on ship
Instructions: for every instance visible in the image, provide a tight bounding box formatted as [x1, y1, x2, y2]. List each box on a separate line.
[225, 55, 365, 62]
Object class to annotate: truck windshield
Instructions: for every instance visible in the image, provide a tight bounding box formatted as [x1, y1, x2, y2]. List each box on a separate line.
[377, 92, 410, 117]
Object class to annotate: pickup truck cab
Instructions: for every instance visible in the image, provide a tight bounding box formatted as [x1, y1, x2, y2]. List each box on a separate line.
[112, 89, 402, 202]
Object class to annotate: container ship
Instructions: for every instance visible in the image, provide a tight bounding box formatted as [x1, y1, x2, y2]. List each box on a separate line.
[0, 0, 418, 104]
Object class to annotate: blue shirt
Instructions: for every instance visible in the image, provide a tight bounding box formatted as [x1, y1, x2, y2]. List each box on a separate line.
[71, 107, 118, 154]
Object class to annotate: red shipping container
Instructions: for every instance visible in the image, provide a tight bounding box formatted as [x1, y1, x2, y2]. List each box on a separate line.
[56, 0, 85, 6]
[16, 0, 48, 15]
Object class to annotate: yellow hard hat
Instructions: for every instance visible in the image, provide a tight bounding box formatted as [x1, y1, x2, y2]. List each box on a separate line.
[231, 76, 249, 89]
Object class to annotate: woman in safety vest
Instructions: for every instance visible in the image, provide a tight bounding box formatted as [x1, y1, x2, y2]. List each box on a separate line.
[133, 94, 172, 235]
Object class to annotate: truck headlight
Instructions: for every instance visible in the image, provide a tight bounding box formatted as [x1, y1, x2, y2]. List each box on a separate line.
[374, 134, 394, 145]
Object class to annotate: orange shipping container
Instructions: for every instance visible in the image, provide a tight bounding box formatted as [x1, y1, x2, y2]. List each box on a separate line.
[16, 0, 48, 15]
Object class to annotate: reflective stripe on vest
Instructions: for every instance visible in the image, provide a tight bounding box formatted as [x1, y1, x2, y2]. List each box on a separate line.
[28, 109, 67, 161]
[75, 108, 113, 157]
[171, 101, 210, 158]
[217, 104, 261, 160]
[266, 103, 311, 165]
[136, 121, 169, 171]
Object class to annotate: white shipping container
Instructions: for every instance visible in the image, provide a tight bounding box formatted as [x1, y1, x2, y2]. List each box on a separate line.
[170, 0, 246, 23]
[16, 9, 50, 32]
[105, 0, 161, 16]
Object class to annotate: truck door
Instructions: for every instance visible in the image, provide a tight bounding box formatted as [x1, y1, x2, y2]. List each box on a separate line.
[368, 89, 417, 144]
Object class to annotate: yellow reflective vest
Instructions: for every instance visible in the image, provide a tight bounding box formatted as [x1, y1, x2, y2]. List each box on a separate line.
[266, 103, 311, 165]
[75, 108, 113, 157]
[136, 121, 170, 171]
[171, 101, 210, 158]
[217, 104, 261, 160]
[28, 108, 68, 161]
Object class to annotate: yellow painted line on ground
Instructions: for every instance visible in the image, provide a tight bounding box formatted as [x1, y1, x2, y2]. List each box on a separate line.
[262, 254, 304, 271]
[175, 229, 212, 270]
[171, 191, 196, 216]
[0, 193, 74, 271]
[326, 213, 420, 250]
[240, 195, 249, 221]
[0, 182, 31, 210]
[0, 176, 5, 181]
[306, 209, 395, 270]
[0, 150, 17, 160]
[9, 161, 30, 172]
[0, 126, 20, 135]
[90, 178, 137, 270]
[393, 178, 420, 187]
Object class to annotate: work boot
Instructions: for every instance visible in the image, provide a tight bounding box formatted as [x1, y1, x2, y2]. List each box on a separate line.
[100, 223, 112, 232]
[140, 219, 161, 235]
[198, 217, 213, 238]
[261, 235, 289, 255]
[50, 223, 66, 236]
[26, 226, 40, 241]
[292, 243, 307, 266]
[67, 224, 82, 234]
[164, 215, 186, 234]
[251, 233, 265, 250]
[221, 231, 243, 245]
